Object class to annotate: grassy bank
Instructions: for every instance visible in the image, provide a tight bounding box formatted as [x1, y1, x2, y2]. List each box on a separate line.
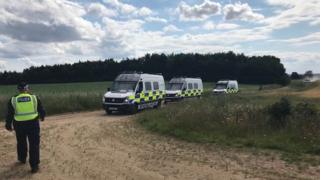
[0, 82, 111, 121]
[137, 88, 320, 162]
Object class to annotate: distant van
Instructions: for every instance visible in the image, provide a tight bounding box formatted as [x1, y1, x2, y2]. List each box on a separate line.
[165, 77, 203, 102]
[103, 72, 165, 114]
[213, 80, 239, 94]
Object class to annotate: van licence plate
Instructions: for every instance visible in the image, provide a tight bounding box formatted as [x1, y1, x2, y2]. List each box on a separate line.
[109, 107, 118, 110]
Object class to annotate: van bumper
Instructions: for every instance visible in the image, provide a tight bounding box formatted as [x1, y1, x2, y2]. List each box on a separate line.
[165, 97, 183, 102]
[102, 103, 134, 112]
[213, 91, 226, 94]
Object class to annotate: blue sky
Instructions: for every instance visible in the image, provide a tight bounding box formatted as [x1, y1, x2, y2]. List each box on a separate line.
[0, 0, 319, 73]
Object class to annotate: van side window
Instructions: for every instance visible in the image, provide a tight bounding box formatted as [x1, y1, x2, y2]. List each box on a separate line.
[182, 84, 187, 91]
[188, 83, 193, 89]
[194, 83, 198, 89]
[153, 82, 159, 90]
[137, 81, 143, 93]
[145, 82, 152, 91]
[229, 83, 236, 89]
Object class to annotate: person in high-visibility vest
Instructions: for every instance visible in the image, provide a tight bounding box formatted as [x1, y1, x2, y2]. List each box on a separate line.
[5, 82, 46, 173]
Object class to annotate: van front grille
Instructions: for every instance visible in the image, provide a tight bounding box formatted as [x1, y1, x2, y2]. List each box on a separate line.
[105, 98, 125, 103]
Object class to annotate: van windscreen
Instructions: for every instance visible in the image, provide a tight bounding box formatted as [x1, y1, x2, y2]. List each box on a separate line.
[168, 83, 183, 90]
[112, 81, 137, 92]
[215, 83, 227, 90]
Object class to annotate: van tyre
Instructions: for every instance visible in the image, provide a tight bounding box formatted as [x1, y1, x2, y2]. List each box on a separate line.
[129, 104, 138, 114]
[105, 109, 112, 115]
[155, 100, 164, 108]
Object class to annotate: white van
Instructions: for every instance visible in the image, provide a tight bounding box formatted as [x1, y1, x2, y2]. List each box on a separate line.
[213, 80, 239, 94]
[103, 72, 165, 114]
[165, 77, 203, 102]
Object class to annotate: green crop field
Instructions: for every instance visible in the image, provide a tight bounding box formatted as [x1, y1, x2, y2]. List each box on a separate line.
[0, 81, 112, 120]
[0, 81, 244, 121]
[0, 82, 264, 121]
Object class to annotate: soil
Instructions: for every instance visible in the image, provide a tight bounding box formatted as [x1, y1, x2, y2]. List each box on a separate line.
[1, 111, 319, 180]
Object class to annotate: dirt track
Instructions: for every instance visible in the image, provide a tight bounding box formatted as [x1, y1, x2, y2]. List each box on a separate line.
[1, 111, 319, 180]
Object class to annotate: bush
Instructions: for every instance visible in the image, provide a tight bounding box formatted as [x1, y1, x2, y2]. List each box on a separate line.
[267, 97, 291, 129]
[290, 102, 320, 141]
[277, 74, 291, 86]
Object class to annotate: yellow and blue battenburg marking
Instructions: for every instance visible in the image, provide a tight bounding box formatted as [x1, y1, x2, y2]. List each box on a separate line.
[180, 89, 203, 97]
[128, 90, 165, 103]
[226, 88, 238, 93]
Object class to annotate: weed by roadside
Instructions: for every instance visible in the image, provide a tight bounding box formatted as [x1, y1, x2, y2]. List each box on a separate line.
[137, 95, 320, 164]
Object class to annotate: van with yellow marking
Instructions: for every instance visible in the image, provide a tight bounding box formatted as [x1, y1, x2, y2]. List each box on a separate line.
[213, 80, 239, 94]
[165, 77, 203, 102]
[103, 72, 165, 114]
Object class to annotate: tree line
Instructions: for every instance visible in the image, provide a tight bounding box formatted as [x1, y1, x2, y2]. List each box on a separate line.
[0, 52, 290, 85]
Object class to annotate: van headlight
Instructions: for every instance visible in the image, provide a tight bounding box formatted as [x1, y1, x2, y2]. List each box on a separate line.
[102, 97, 105, 103]
[124, 98, 129, 103]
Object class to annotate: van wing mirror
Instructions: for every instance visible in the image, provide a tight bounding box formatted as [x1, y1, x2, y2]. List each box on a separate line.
[107, 87, 111, 91]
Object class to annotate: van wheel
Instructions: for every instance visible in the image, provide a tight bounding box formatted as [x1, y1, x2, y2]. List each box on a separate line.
[129, 104, 138, 114]
[105, 109, 112, 114]
[156, 100, 164, 108]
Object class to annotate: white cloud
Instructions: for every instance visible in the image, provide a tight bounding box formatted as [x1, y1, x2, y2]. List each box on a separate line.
[163, 25, 182, 33]
[203, 22, 240, 30]
[310, 19, 320, 26]
[135, 7, 152, 16]
[103, 0, 152, 17]
[216, 23, 240, 30]
[0, 0, 101, 42]
[145, 17, 168, 23]
[0, 1, 125, 68]
[20, 58, 40, 67]
[0, 60, 6, 70]
[87, 2, 117, 17]
[223, 2, 264, 22]
[177, 0, 221, 21]
[255, 51, 320, 73]
[102, 17, 145, 35]
[275, 32, 320, 46]
[100, 17, 146, 57]
[0, 0, 318, 74]
[263, 0, 320, 30]
[266, 0, 298, 7]
[203, 21, 215, 30]
[103, 0, 136, 14]
[181, 28, 268, 46]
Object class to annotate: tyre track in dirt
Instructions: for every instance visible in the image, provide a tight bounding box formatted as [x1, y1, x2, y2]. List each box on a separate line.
[1, 111, 319, 180]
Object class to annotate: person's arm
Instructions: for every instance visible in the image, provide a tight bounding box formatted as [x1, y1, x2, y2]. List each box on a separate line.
[5, 99, 14, 131]
[37, 97, 46, 121]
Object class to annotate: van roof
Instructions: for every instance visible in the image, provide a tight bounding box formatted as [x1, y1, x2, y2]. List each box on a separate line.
[184, 78, 202, 81]
[116, 73, 164, 81]
[217, 80, 238, 83]
[169, 77, 202, 83]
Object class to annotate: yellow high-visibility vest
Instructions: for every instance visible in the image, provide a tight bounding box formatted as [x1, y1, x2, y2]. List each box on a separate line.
[11, 93, 38, 121]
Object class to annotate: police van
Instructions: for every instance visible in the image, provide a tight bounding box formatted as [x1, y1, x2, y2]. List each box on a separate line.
[103, 72, 166, 114]
[165, 77, 203, 102]
[213, 80, 239, 94]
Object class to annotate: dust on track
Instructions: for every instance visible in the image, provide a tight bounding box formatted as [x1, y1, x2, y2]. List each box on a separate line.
[1, 111, 319, 180]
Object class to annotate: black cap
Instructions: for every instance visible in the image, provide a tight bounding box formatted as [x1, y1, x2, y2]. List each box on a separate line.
[17, 82, 29, 91]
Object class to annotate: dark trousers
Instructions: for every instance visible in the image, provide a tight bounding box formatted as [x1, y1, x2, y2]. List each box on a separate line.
[13, 120, 40, 168]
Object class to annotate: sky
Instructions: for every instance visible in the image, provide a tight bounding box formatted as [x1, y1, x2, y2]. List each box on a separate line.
[0, 0, 319, 74]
